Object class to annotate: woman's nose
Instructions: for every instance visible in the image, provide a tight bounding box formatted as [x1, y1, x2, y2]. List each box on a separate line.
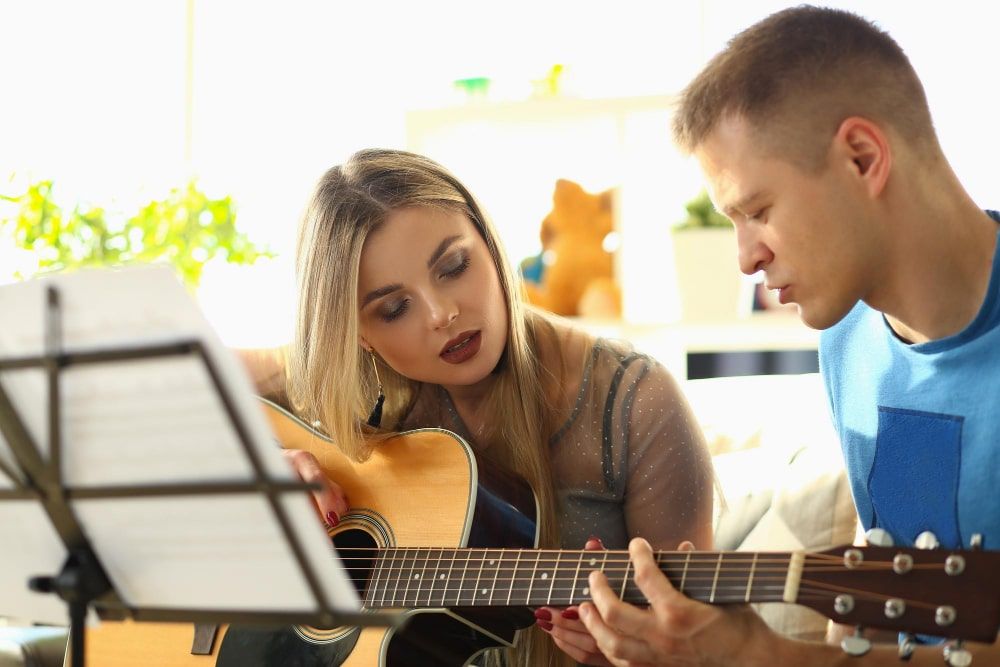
[427, 295, 459, 329]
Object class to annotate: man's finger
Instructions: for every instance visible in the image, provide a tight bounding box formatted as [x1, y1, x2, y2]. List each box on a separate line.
[578, 601, 654, 665]
[586, 570, 653, 636]
[628, 537, 685, 608]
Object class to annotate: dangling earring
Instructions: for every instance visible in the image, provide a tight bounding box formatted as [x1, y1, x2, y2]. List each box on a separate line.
[366, 350, 384, 428]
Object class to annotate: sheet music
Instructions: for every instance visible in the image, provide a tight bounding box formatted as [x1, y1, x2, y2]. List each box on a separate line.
[0, 266, 360, 620]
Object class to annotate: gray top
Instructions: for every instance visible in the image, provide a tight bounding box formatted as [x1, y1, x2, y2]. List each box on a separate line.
[402, 338, 712, 550]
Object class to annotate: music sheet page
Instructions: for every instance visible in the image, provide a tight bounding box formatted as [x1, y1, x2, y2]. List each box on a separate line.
[0, 266, 360, 622]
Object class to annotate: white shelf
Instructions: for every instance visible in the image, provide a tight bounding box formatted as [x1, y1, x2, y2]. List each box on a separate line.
[575, 313, 819, 378]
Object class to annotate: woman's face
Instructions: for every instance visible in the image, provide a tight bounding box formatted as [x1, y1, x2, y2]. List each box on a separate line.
[357, 205, 509, 391]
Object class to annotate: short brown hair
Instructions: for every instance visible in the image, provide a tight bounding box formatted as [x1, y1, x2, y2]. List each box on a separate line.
[673, 6, 937, 166]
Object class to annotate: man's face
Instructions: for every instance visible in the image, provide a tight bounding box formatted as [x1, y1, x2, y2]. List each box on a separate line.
[694, 115, 878, 330]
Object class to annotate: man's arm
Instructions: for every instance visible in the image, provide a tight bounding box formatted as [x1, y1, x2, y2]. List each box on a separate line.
[579, 538, 998, 667]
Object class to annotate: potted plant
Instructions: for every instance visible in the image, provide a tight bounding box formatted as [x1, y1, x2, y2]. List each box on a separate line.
[0, 179, 271, 287]
[671, 190, 745, 321]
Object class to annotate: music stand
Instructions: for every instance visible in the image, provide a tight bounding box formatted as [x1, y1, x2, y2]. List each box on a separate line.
[0, 280, 399, 667]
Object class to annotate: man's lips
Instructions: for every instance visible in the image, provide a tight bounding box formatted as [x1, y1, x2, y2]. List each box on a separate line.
[766, 284, 791, 304]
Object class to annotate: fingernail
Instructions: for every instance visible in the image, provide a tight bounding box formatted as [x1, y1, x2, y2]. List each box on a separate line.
[325, 511, 339, 527]
[561, 609, 579, 620]
[536, 620, 553, 631]
[533, 608, 551, 622]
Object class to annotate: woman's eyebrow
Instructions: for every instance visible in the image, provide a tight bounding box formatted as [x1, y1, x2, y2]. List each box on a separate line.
[361, 283, 402, 308]
[427, 234, 463, 268]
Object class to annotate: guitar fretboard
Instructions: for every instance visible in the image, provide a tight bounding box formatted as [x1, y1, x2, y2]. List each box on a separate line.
[361, 548, 796, 609]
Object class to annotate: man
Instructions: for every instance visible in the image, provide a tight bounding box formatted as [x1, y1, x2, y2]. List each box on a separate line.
[574, 6, 1000, 666]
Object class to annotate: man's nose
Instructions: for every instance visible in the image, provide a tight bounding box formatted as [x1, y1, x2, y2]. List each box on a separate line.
[736, 226, 773, 276]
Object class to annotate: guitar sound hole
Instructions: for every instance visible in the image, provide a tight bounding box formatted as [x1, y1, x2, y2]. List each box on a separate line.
[332, 529, 377, 599]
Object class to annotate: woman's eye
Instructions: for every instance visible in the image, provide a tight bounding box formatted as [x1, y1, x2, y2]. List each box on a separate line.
[441, 255, 470, 279]
[746, 208, 768, 223]
[380, 300, 409, 322]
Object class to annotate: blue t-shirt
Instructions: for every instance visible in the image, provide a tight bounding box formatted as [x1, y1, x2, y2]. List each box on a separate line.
[820, 210, 1000, 551]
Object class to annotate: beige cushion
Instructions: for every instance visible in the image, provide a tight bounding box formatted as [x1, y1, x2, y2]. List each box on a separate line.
[685, 373, 858, 638]
[737, 445, 857, 638]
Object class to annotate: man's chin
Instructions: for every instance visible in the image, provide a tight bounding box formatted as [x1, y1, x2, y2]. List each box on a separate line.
[799, 302, 852, 331]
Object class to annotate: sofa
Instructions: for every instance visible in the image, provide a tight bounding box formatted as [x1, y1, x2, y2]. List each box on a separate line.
[0, 372, 853, 664]
[688, 372, 857, 640]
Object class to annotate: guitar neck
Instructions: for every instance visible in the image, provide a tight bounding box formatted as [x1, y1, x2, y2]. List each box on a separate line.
[361, 547, 798, 609]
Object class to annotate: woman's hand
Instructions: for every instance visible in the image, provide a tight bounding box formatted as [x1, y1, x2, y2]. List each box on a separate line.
[536, 536, 614, 666]
[281, 448, 349, 527]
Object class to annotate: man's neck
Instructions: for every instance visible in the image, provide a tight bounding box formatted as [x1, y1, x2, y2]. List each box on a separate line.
[877, 198, 997, 344]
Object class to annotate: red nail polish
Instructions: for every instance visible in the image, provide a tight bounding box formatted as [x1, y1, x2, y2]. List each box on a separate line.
[561, 609, 579, 620]
[536, 620, 553, 631]
[326, 511, 339, 527]
[533, 608, 551, 621]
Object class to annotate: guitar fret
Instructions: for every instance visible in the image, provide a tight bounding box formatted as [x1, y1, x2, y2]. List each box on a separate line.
[745, 553, 758, 603]
[402, 548, 419, 606]
[525, 550, 541, 605]
[439, 549, 455, 607]
[570, 551, 584, 605]
[619, 556, 631, 600]
[366, 551, 384, 607]
[417, 549, 432, 606]
[547, 552, 562, 605]
[455, 550, 469, 605]
[679, 550, 691, 594]
[506, 550, 523, 605]
[427, 548, 443, 606]
[488, 551, 502, 604]
[709, 553, 723, 603]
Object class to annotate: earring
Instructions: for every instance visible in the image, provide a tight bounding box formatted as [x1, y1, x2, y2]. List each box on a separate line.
[366, 350, 384, 428]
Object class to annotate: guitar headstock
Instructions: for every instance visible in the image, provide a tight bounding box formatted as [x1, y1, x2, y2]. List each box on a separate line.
[794, 541, 1000, 643]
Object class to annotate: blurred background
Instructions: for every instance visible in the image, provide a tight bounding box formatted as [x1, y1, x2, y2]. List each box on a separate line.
[2, 0, 998, 376]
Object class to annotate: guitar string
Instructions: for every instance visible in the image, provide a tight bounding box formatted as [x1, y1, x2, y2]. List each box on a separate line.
[330, 550, 941, 572]
[351, 564, 956, 611]
[357, 586, 907, 609]
[329, 546, 938, 568]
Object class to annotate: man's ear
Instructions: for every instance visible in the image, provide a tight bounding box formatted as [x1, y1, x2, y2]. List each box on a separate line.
[835, 116, 891, 198]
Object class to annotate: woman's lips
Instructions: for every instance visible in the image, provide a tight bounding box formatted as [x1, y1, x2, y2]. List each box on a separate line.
[440, 331, 481, 364]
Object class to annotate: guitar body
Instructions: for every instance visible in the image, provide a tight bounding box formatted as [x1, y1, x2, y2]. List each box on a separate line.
[84, 400, 538, 666]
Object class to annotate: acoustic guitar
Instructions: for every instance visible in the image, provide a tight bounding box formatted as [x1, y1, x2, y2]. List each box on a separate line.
[84, 399, 1000, 666]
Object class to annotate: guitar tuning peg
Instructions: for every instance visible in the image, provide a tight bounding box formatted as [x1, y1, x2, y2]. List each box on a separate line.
[898, 633, 916, 661]
[914, 530, 940, 549]
[865, 528, 894, 547]
[943, 640, 972, 667]
[840, 626, 871, 657]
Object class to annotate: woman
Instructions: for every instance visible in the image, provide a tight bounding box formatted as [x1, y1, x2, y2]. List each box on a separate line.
[243, 148, 714, 666]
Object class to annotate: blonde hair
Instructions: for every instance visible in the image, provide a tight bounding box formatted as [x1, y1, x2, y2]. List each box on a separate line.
[673, 6, 938, 169]
[289, 148, 567, 665]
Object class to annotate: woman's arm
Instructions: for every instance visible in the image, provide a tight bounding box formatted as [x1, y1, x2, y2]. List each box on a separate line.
[235, 346, 290, 406]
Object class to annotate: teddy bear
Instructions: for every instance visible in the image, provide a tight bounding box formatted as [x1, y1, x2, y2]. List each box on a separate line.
[521, 179, 621, 319]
